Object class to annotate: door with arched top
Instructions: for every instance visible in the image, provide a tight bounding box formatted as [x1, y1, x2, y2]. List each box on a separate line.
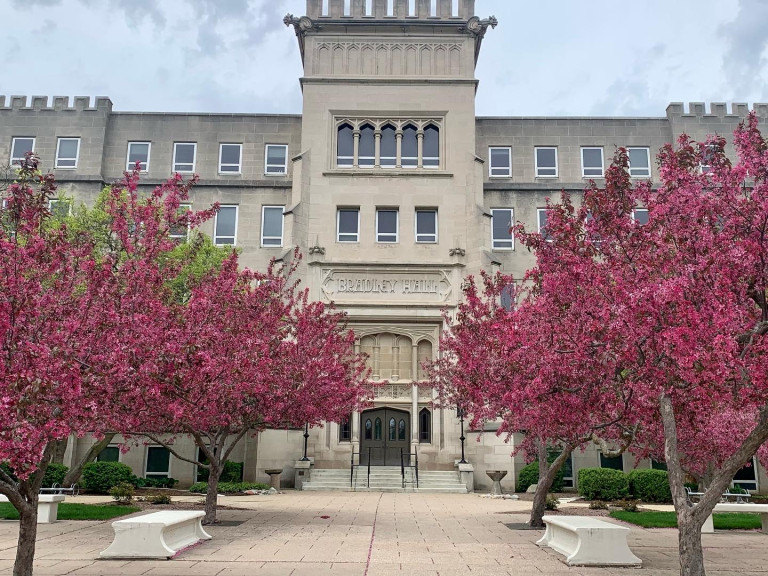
[359, 408, 410, 466]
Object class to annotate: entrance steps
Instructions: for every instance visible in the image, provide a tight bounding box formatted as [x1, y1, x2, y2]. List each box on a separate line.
[301, 466, 467, 493]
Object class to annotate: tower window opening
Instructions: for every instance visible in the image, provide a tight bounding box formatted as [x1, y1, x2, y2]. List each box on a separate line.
[322, 0, 329, 16]
[365, 0, 373, 15]
[408, 0, 416, 17]
[344, 0, 351, 16]
[452, 0, 459, 17]
[431, 0, 437, 16]
[387, 0, 394, 16]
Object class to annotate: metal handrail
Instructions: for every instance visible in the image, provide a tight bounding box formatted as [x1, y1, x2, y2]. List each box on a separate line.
[350, 451, 361, 488]
[399, 449, 419, 489]
[367, 447, 371, 488]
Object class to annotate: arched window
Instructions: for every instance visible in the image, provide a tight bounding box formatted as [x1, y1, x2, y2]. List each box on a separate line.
[398, 419, 406, 440]
[419, 408, 431, 442]
[401, 124, 417, 168]
[337, 123, 354, 167]
[374, 417, 382, 440]
[380, 124, 396, 167]
[339, 416, 351, 442]
[359, 123, 375, 168]
[364, 418, 372, 440]
[389, 418, 396, 440]
[423, 124, 439, 168]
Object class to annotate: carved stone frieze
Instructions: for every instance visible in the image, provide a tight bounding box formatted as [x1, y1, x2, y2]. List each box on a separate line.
[313, 41, 463, 77]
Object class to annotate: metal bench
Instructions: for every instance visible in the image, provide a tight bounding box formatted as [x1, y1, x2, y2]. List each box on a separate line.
[702, 503, 768, 534]
[686, 486, 750, 504]
[536, 515, 642, 566]
[0, 494, 66, 523]
[100, 510, 212, 559]
[39, 483, 79, 497]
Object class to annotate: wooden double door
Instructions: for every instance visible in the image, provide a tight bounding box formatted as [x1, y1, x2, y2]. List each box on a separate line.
[359, 408, 410, 466]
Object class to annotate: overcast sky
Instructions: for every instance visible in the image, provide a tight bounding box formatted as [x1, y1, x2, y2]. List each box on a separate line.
[4, 0, 767, 117]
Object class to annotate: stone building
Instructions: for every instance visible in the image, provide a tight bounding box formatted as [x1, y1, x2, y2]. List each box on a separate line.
[1, 0, 766, 492]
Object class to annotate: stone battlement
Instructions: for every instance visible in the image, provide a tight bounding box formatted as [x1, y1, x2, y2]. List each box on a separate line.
[666, 101, 768, 118]
[306, 0, 474, 20]
[0, 95, 113, 113]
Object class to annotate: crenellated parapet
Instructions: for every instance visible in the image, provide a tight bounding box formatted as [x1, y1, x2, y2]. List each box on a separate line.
[305, 0, 474, 20]
[666, 102, 768, 119]
[0, 95, 113, 113]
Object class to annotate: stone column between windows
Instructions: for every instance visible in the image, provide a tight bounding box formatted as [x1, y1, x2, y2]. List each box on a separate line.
[395, 130, 403, 168]
[374, 130, 382, 168]
[416, 130, 424, 169]
[353, 129, 361, 168]
[411, 343, 419, 464]
[372, 345, 380, 380]
[393, 344, 400, 380]
[351, 341, 361, 463]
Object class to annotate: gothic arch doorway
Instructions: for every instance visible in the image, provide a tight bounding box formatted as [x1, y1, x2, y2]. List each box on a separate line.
[359, 407, 410, 466]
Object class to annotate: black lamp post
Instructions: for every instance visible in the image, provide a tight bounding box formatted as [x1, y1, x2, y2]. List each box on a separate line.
[301, 423, 310, 461]
[457, 405, 467, 464]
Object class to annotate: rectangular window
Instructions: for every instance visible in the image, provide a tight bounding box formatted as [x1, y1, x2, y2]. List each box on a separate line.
[96, 446, 120, 463]
[600, 452, 624, 471]
[415, 209, 438, 243]
[489, 147, 511, 178]
[10, 137, 35, 165]
[55, 137, 80, 169]
[214, 205, 238, 245]
[491, 208, 514, 250]
[537, 208, 551, 241]
[126, 141, 150, 172]
[376, 209, 398, 243]
[337, 208, 360, 242]
[628, 147, 651, 178]
[632, 208, 649, 225]
[535, 147, 558, 177]
[173, 142, 196, 173]
[581, 147, 604, 177]
[48, 199, 72, 219]
[265, 144, 288, 175]
[145, 446, 171, 479]
[219, 143, 242, 174]
[700, 144, 716, 174]
[733, 457, 758, 491]
[339, 416, 351, 442]
[261, 206, 284, 247]
[169, 204, 191, 242]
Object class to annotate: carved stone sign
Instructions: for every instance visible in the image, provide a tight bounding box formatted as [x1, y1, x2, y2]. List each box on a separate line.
[321, 269, 452, 303]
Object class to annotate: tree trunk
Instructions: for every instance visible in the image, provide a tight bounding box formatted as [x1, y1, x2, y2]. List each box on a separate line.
[203, 462, 222, 525]
[529, 443, 573, 528]
[50, 438, 68, 465]
[13, 497, 38, 576]
[63, 433, 115, 486]
[677, 509, 706, 576]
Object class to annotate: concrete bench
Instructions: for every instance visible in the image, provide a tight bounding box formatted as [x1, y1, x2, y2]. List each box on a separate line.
[0, 494, 66, 523]
[702, 503, 768, 534]
[100, 510, 212, 559]
[536, 515, 642, 566]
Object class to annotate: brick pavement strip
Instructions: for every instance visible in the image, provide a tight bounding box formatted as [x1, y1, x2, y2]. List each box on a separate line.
[0, 493, 767, 574]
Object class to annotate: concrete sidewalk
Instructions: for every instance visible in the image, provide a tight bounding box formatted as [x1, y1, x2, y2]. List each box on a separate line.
[1, 492, 767, 575]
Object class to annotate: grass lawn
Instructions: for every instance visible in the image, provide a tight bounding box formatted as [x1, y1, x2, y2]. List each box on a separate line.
[610, 510, 762, 530]
[0, 503, 139, 521]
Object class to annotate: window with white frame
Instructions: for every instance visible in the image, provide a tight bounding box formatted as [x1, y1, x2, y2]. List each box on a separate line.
[628, 147, 651, 178]
[491, 208, 514, 250]
[489, 147, 511, 177]
[261, 206, 284, 247]
[126, 141, 150, 172]
[535, 147, 558, 177]
[537, 208, 551, 241]
[415, 209, 437, 243]
[265, 144, 288, 175]
[214, 205, 238, 245]
[219, 143, 242, 174]
[169, 204, 191, 242]
[700, 143, 716, 174]
[632, 208, 649, 225]
[10, 137, 35, 165]
[55, 138, 80, 169]
[733, 457, 758, 491]
[581, 147, 604, 177]
[173, 142, 196, 173]
[376, 209, 398, 243]
[145, 446, 171, 479]
[337, 208, 359, 242]
[48, 199, 72, 219]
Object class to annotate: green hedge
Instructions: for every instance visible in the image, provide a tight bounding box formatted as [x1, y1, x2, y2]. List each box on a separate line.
[42, 464, 69, 488]
[82, 462, 135, 494]
[578, 468, 629, 500]
[189, 481, 270, 494]
[628, 469, 672, 503]
[517, 462, 565, 493]
[197, 461, 244, 483]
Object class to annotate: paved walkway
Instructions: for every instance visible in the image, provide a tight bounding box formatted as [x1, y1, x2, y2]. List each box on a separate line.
[1, 492, 768, 575]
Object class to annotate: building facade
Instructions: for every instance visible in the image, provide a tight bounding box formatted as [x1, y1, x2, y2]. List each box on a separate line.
[2, 0, 767, 492]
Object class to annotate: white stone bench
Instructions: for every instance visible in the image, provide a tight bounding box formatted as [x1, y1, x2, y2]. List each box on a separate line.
[702, 503, 768, 534]
[100, 510, 212, 559]
[536, 515, 642, 566]
[0, 494, 66, 523]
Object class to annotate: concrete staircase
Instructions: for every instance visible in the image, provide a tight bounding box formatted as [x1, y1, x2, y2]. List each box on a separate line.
[301, 466, 467, 493]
